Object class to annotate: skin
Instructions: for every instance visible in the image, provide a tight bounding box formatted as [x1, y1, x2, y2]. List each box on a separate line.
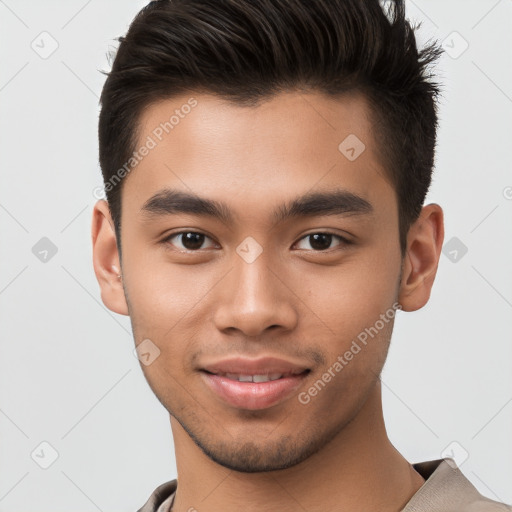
[92, 90, 444, 512]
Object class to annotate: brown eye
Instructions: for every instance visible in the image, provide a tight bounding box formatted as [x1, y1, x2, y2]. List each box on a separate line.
[295, 233, 349, 251]
[163, 231, 217, 251]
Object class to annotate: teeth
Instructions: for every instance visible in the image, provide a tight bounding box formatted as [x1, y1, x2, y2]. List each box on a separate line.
[223, 373, 284, 382]
[252, 374, 270, 383]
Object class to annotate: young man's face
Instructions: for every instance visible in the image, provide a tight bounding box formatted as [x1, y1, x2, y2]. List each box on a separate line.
[93, 91, 437, 472]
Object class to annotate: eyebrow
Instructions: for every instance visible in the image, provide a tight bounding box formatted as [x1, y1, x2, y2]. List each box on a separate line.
[140, 188, 374, 225]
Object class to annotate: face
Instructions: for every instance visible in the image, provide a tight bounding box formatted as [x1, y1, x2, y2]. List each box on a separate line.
[97, 91, 407, 472]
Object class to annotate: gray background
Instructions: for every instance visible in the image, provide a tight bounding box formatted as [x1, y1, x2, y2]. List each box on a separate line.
[1, 0, 511, 510]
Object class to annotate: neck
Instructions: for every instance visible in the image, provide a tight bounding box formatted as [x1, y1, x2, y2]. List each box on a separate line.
[169, 381, 424, 512]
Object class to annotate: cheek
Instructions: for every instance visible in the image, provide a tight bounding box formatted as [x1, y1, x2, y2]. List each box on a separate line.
[290, 250, 400, 387]
[295, 254, 400, 334]
[296, 317, 394, 419]
[122, 246, 220, 334]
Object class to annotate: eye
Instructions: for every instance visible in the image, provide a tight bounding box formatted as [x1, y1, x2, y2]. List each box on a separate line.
[294, 232, 351, 251]
[162, 231, 218, 251]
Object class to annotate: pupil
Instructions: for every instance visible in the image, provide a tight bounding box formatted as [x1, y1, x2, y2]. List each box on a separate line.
[182, 232, 204, 250]
[310, 233, 331, 251]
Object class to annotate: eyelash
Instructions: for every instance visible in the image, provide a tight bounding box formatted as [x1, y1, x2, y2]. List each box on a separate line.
[160, 230, 352, 253]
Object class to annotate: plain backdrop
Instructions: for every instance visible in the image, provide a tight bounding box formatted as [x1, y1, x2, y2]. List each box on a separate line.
[1, 0, 511, 510]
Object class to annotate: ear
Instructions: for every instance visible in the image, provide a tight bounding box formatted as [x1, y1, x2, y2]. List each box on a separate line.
[398, 203, 444, 312]
[91, 200, 129, 316]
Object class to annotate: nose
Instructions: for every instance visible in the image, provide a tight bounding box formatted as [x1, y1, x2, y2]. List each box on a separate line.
[213, 251, 299, 337]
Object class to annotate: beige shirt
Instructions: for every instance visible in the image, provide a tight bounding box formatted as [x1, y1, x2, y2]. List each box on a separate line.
[137, 459, 512, 512]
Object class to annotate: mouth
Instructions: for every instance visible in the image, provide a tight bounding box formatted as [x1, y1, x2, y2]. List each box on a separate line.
[204, 369, 306, 383]
[199, 357, 311, 410]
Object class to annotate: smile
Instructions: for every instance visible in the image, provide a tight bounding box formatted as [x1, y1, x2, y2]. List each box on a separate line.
[201, 370, 309, 410]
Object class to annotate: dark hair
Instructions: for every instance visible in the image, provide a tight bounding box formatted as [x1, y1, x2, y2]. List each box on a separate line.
[98, 0, 443, 260]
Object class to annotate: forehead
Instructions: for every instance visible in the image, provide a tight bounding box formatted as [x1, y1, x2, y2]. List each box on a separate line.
[137, 89, 374, 157]
[121, 90, 395, 223]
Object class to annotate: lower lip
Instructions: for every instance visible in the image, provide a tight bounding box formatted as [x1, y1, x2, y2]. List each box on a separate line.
[201, 371, 308, 410]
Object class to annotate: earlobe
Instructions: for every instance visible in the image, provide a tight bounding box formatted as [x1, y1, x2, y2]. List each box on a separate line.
[398, 203, 444, 312]
[91, 200, 129, 316]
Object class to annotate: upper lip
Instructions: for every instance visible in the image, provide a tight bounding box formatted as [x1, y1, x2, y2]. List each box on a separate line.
[201, 356, 310, 376]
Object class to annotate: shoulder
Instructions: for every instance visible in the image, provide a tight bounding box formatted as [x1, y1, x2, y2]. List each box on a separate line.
[136, 479, 177, 512]
[402, 459, 512, 512]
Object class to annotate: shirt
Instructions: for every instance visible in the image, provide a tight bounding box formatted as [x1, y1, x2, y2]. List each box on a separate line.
[137, 458, 512, 512]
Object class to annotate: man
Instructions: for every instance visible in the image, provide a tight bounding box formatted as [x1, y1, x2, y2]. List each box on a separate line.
[91, 0, 511, 510]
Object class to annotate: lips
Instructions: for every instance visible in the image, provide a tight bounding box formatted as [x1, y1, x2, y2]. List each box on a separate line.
[200, 356, 310, 410]
[201, 356, 309, 376]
